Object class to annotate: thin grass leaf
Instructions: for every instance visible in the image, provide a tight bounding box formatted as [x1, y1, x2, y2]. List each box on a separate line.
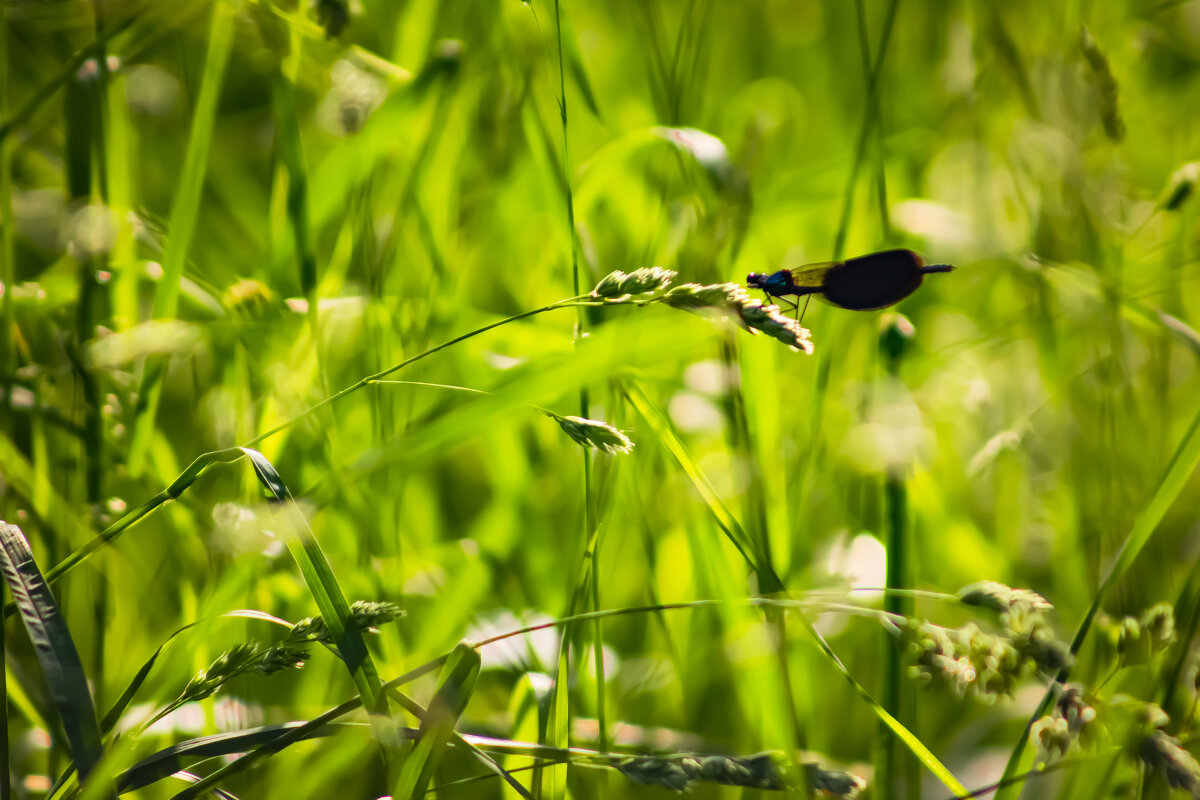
[0, 9, 137, 144]
[995, 400, 1200, 800]
[623, 381, 779, 591]
[543, 649, 571, 800]
[789, 609, 969, 797]
[0, 433, 98, 553]
[389, 690, 534, 800]
[558, 10, 601, 120]
[392, 644, 481, 800]
[119, 723, 348, 792]
[0, 522, 104, 784]
[3, 448, 246, 621]
[832, 0, 901, 259]
[237, 448, 388, 720]
[165, 773, 238, 800]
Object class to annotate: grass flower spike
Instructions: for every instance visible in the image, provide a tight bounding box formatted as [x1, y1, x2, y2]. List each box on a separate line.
[590, 267, 678, 299]
[661, 282, 814, 353]
[550, 413, 636, 455]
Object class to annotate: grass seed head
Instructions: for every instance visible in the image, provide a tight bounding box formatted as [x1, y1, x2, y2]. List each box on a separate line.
[591, 267, 677, 299]
[184, 643, 262, 701]
[662, 282, 813, 353]
[1080, 25, 1125, 141]
[958, 581, 1053, 617]
[616, 757, 691, 791]
[616, 752, 791, 792]
[1140, 730, 1200, 797]
[1162, 162, 1200, 211]
[553, 414, 635, 455]
[1117, 603, 1177, 667]
[255, 642, 310, 675]
[739, 300, 814, 353]
[290, 600, 406, 644]
[805, 763, 866, 798]
[879, 313, 915, 362]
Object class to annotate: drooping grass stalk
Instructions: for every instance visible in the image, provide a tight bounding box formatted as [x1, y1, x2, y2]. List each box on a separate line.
[157, 594, 932, 799]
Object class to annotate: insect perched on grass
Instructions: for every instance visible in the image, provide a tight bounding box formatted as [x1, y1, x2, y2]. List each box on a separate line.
[747, 249, 954, 321]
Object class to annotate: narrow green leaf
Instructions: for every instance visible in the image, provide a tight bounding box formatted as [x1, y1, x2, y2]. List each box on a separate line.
[3, 448, 246, 622]
[393, 644, 481, 800]
[791, 610, 969, 797]
[0, 522, 104, 784]
[120, 723, 346, 792]
[996, 400, 1200, 800]
[237, 448, 387, 718]
[390, 689, 535, 800]
[623, 381, 781, 592]
[558, 10, 601, 120]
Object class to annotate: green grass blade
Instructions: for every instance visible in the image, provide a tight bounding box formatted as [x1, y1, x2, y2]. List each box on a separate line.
[2, 448, 246, 621]
[119, 722, 347, 793]
[0, 10, 137, 145]
[389, 689, 535, 800]
[238, 448, 387, 716]
[623, 380, 780, 591]
[392, 644, 481, 800]
[790, 608, 969, 797]
[0, 522, 104, 784]
[995, 400, 1200, 800]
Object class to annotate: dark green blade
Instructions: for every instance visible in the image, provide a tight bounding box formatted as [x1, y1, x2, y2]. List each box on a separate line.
[0, 522, 104, 784]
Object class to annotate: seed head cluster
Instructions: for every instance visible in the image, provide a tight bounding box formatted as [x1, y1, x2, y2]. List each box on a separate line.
[179, 600, 404, 706]
[590, 267, 678, 300]
[551, 413, 636, 455]
[588, 270, 814, 353]
[898, 583, 1071, 702]
[1031, 686, 1097, 762]
[661, 282, 814, 353]
[1115, 602, 1178, 667]
[616, 751, 862, 797]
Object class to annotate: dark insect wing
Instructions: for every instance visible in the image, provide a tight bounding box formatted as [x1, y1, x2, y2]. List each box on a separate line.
[822, 249, 924, 310]
[787, 262, 841, 287]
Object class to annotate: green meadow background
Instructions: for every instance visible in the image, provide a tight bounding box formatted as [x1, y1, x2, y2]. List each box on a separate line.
[3, 0, 1200, 797]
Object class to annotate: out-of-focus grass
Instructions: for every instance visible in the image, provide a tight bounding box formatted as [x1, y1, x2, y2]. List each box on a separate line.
[5, 0, 1200, 797]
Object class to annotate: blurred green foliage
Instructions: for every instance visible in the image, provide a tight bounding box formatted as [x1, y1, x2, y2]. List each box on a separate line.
[4, 0, 1200, 797]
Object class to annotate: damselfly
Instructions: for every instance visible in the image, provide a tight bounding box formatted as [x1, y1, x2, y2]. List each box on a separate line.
[747, 249, 953, 321]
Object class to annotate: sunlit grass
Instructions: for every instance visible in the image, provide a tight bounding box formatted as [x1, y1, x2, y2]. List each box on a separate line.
[4, 1, 1200, 798]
